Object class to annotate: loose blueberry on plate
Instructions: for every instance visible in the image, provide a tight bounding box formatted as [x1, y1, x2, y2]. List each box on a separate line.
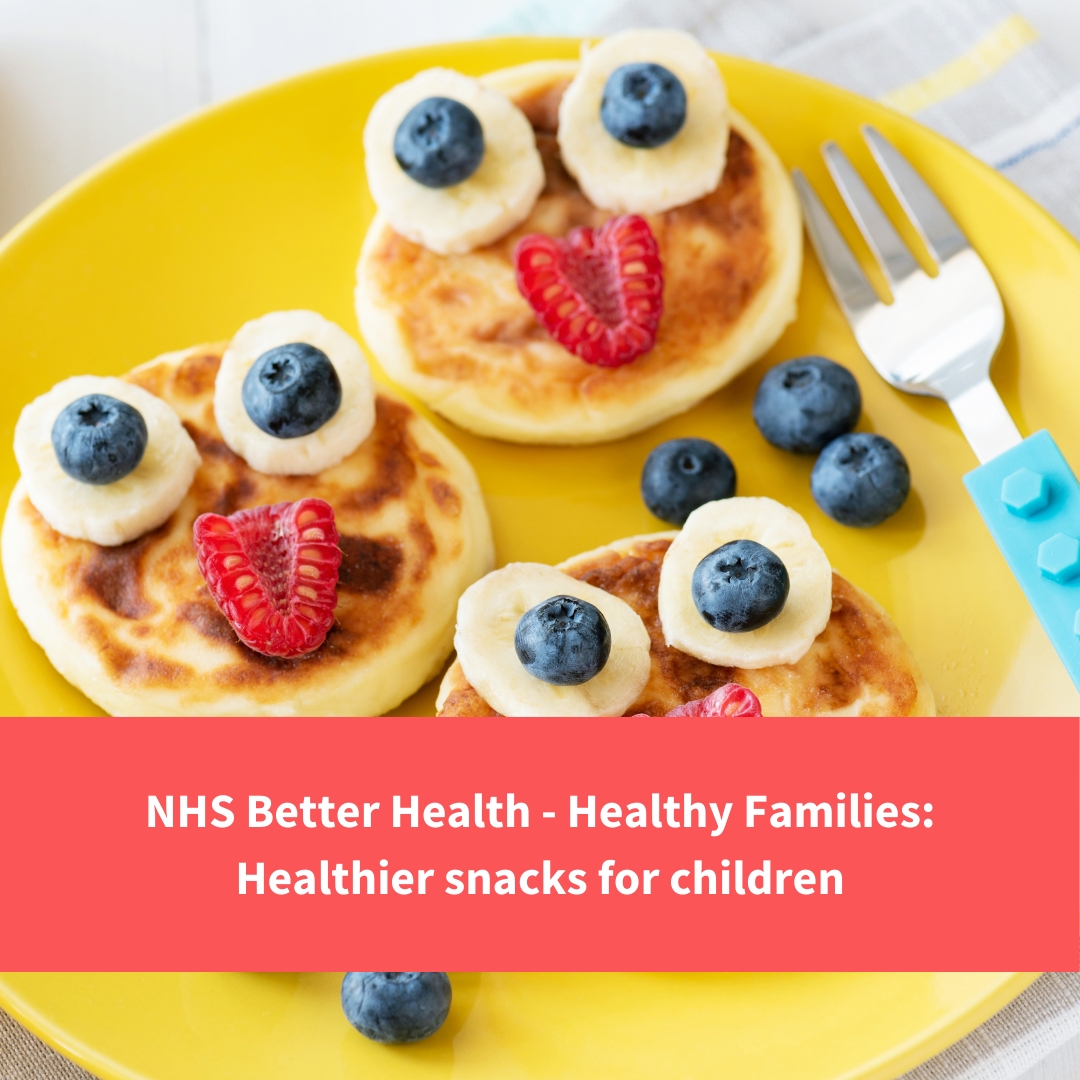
[515, 595, 612, 685]
[692, 539, 790, 633]
[811, 432, 910, 526]
[394, 96, 485, 188]
[752, 356, 861, 454]
[640, 437, 736, 525]
[601, 62, 687, 148]
[341, 972, 452, 1044]
[241, 342, 342, 439]
[51, 393, 148, 485]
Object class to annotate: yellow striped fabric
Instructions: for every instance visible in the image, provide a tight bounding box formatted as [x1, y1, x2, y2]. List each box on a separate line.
[880, 13, 1038, 115]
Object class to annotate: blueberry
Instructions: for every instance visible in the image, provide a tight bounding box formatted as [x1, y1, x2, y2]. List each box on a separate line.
[341, 972, 452, 1044]
[601, 63, 687, 149]
[394, 97, 484, 188]
[811, 432, 910, 527]
[51, 394, 148, 485]
[515, 595, 611, 686]
[242, 342, 342, 439]
[641, 438, 736, 525]
[752, 356, 861, 454]
[692, 539, 789, 633]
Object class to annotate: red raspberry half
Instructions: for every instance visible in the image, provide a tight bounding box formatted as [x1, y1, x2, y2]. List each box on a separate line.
[668, 683, 762, 717]
[631, 683, 763, 718]
[193, 498, 342, 658]
[514, 214, 664, 367]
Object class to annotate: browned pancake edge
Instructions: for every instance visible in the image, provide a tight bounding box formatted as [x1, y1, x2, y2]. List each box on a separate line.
[438, 537, 936, 718]
[4, 345, 493, 715]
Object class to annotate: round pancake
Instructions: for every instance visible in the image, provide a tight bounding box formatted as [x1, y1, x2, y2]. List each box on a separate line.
[437, 533, 936, 717]
[356, 59, 802, 445]
[2, 344, 494, 716]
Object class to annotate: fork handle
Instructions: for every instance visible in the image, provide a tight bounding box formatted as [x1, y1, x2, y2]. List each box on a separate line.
[963, 429, 1080, 691]
[945, 378, 1023, 466]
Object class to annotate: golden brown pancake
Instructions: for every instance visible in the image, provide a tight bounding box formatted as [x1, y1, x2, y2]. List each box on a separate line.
[2, 345, 494, 716]
[437, 533, 935, 717]
[356, 60, 802, 444]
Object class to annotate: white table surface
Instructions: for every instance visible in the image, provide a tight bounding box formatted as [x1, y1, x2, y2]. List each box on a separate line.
[0, 2, 1077, 1080]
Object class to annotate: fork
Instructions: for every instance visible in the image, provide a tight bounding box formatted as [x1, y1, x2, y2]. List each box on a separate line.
[794, 127, 1080, 693]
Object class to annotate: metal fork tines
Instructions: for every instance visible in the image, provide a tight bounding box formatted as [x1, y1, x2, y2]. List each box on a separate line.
[793, 126, 1021, 465]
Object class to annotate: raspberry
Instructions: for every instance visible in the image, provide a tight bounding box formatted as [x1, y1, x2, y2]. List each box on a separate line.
[669, 683, 762, 717]
[514, 214, 663, 367]
[193, 498, 342, 658]
[630, 683, 763, 717]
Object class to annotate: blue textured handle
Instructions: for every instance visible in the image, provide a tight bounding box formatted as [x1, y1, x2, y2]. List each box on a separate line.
[963, 429, 1080, 691]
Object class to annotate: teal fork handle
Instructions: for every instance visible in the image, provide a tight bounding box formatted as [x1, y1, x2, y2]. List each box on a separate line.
[963, 429, 1080, 692]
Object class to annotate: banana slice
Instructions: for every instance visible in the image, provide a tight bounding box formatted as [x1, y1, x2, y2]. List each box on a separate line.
[364, 68, 545, 255]
[454, 562, 651, 716]
[658, 497, 832, 668]
[14, 375, 200, 546]
[214, 310, 376, 476]
[558, 28, 729, 214]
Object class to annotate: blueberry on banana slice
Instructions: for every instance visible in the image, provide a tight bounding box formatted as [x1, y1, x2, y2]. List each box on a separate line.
[51, 393, 148, 485]
[341, 972, 452, 1044]
[241, 342, 342, 439]
[556, 29, 729, 215]
[19, 375, 200, 545]
[641, 437, 736, 525]
[658, 497, 832, 668]
[515, 594, 612, 685]
[601, 63, 687, 148]
[394, 96, 484, 188]
[454, 563, 651, 716]
[811, 432, 910, 527]
[753, 356, 861, 454]
[364, 69, 543, 254]
[692, 539, 790, 633]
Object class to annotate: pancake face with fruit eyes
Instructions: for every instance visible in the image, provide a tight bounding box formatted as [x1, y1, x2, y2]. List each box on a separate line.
[436, 533, 936, 717]
[1, 344, 494, 716]
[356, 60, 803, 445]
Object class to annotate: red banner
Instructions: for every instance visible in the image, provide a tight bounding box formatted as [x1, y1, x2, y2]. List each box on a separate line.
[0, 716, 1076, 971]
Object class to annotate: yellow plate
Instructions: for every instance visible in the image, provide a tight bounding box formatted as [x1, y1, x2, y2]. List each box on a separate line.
[0, 972, 1042, 1080]
[0, 41, 1078, 718]
[0, 36, 1061, 1080]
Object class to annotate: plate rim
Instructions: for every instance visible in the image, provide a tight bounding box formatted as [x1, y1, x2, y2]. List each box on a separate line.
[0, 971, 1046, 1080]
